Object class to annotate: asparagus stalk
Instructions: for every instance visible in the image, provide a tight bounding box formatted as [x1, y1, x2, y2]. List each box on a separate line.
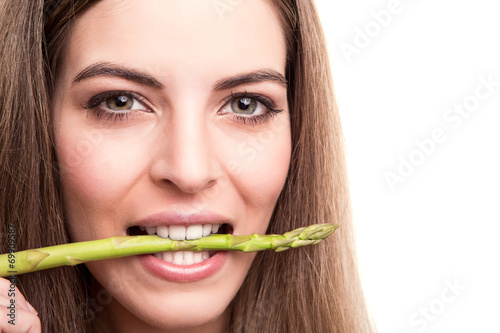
[0, 223, 337, 277]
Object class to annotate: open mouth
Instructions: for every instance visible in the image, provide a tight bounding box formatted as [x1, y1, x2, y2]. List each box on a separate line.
[127, 224, 233, 266]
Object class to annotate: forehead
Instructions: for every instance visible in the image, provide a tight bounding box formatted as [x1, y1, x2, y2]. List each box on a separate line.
[64, 0, 286, 83]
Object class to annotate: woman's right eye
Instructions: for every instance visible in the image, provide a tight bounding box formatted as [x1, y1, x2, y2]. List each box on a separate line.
[84, 91, 152, 121]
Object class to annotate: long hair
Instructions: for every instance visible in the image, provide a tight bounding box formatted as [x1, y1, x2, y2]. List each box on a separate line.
[0, 0, 375, 332]
[1, 0, 96, 331]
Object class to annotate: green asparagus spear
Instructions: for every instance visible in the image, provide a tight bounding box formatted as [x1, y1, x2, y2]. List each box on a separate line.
[0, 223, 337, 277]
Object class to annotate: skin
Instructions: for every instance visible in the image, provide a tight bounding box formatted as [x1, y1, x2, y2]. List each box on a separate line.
[51, 0, 291, 332]
[0, 278, 40, 332]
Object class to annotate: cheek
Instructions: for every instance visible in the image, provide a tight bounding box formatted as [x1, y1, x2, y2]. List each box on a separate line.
[55, 127, 149, 236]
[226, 121, 291, 210]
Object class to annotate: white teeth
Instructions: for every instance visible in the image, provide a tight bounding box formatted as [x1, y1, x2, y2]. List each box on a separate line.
[145, 224, 223, 264]
[162, 252, 173, 262]
[202, 224, 212, 236]
[153, 251, 211, 265]
[143, 223, 224, 240]
[186, 224, 203, 240]
[169, 225, 186, 240]
[183, 251, 194, 265]
[173, 251, 184, 264]
[156, 225, 169, 238]
[193, 252, 204, 263]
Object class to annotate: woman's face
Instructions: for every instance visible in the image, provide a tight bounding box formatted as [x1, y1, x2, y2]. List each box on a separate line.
[52, 0, 290, 331]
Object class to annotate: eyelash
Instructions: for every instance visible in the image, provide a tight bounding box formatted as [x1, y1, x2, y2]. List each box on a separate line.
[83, 90, 284, 125]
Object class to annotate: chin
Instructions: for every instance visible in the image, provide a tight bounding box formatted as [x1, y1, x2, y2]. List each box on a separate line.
[87, 251, 253, 331]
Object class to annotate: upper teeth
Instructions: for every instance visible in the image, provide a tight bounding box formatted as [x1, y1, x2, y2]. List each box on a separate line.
[141, 224, 221, 240]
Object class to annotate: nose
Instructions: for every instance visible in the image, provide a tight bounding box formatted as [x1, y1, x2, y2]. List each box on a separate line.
[149, 107, 220, 194]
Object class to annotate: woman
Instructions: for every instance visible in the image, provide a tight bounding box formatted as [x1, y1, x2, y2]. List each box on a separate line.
[0, 0, 374, 332]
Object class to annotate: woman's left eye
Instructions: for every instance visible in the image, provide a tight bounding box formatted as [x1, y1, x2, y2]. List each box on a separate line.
[219, 92, 283, 125]
[84, 91, 151, 121]
[229, 97, 264, 115]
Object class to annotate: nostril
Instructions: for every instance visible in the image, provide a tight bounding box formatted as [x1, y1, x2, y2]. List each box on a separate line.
[150, 156, 220, 195]
[206, 179, 217, 189]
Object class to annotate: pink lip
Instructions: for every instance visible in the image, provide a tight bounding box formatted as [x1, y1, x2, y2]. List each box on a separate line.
[133, 210, 230, 227]
[140, 252, 227, 282]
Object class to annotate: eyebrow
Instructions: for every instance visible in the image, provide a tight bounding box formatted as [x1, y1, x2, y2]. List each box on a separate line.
[213, 69, 287, 91]
[73, 62, 164, 89]
[72, 62, 287, 91]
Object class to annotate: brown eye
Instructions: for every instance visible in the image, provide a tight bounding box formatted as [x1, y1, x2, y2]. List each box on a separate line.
[106, 95, 133, 111]
[230, 97, 258, 115]
[218, 92, 282, 125]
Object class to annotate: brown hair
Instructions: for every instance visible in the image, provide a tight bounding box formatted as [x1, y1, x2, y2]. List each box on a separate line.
[0, 0, 375, 332]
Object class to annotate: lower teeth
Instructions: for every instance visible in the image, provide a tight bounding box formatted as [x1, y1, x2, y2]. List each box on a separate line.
[153, 251, 210, 265]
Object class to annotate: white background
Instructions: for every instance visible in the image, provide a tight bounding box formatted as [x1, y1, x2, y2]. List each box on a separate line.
[316, 0, 500, 332]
